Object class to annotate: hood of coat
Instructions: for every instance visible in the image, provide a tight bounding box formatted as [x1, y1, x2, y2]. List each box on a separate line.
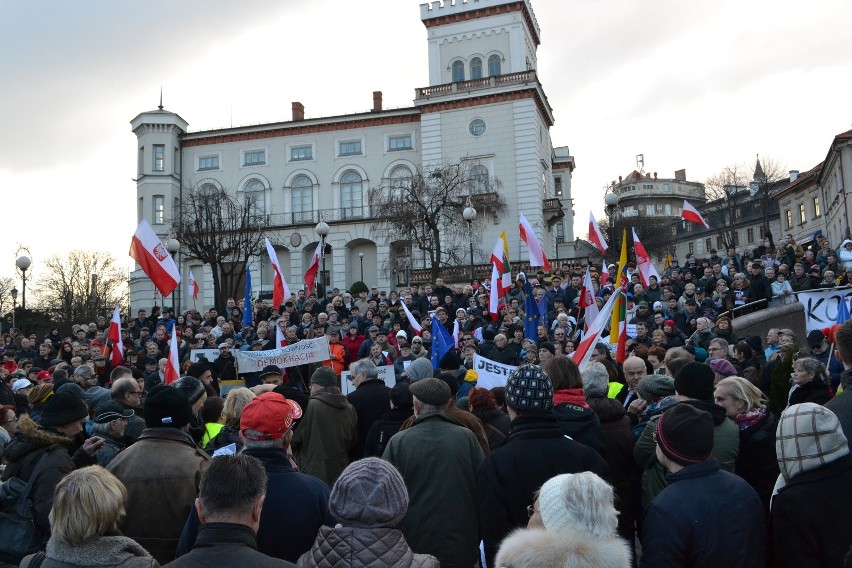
[495, 528, 631, 568]
[4, 414, 73, 462]
[586, 396, 627, 423]
[311, 391, 350, 410]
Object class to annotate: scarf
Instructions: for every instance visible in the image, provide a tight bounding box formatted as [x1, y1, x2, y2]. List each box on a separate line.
[553, 388, 588, 408]
[735, 406, 767, 431]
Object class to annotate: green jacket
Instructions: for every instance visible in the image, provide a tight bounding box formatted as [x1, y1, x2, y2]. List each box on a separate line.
[292, 391, 358, 487]
[383, 412, 484, 568]
[634, 400, 739, 508]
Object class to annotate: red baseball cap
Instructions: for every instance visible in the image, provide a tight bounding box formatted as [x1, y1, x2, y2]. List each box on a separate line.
[36, 370, 52, 382]
[240, 392, 302, 441]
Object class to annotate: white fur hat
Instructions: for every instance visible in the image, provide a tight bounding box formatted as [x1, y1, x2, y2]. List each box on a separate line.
[538, 472, 618, 539]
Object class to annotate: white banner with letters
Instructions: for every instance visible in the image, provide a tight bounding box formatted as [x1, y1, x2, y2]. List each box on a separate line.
[797, 288, 852, 333]
[235, 337, 331, 373]
[341, 365, 396, 395]
[473, 353, 518, 390]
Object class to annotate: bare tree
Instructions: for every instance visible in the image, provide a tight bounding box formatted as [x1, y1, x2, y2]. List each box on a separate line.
[368, 161, 506, 281]
[596, 215, 673, 263]
[33, 251, 128, 324]
[703, 163, 751, 248]
[752, 156, 787, 241]
[0, 277, 15, 316]
[172, 185, 267, 309]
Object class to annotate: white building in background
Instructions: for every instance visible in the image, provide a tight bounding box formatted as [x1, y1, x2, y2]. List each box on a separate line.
[130, 0, 575, 312]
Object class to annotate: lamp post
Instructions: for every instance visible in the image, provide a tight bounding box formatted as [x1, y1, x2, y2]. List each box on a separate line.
[15, 255, 30, 310]
[358, 252, 364, 282]
[10, 287, 17, 331]
[165, 238, 180, 313]
[604, 191, 619, 263]
[463, 202, 477, 282]
[315, 220, 330, 291]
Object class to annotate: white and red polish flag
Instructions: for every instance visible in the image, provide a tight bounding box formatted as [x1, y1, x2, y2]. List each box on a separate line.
[129, 219, 181, 297]
[188, 269, 199, 301]
[570, 288, 620, 367]
[400, 300, 423, 333]
[107, 305, 123, 366]
[164, 328, 180, 385]
[519, 212, 551, 271]
[276, 324, 286, 348]
[632, 228, 660, 287]
[588, 212, 609, 253]
[579, 266, 599, 333]
[600, 259, 610, 286]
[265, 237, 292, 309]
[304, 241, 322, 294]
[681, 200, 710, 229]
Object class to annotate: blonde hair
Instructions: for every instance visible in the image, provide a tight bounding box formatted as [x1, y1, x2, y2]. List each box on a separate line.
[222, 387, 256, 425]
[50, 466, 127, 546]
[716, 376, 766, 412]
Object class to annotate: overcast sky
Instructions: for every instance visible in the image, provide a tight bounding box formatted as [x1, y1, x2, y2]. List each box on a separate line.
[1, 0, 851, 283]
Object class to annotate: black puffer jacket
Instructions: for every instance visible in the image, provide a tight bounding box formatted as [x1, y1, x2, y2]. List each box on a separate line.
[297, 526, 438, 568]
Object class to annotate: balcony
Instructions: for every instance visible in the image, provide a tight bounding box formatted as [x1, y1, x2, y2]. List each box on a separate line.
[265, 207, 372, 229]
[543, 198, 564, 227]
[415, 70, 539, 100]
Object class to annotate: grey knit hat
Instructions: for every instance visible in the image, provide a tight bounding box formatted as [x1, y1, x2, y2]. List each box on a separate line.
[404, 357, 434, 382]
[329, 458, 408, 528]
[636, 374, 675, 402]
[505, 365, 553, 413]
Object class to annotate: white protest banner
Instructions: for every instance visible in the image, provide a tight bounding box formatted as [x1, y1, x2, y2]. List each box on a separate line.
[190, 348, 223, 363]
[340, 365, 396, 395]
[235, 337, 331, 373]
[473, 353, 518, 390]
[798, 288, 852, 333]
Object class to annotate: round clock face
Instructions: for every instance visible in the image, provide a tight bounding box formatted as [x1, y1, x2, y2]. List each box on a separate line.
[290, 233, 302, 248]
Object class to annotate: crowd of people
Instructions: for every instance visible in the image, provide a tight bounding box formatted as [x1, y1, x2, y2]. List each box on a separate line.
[1, 240, 852, 567]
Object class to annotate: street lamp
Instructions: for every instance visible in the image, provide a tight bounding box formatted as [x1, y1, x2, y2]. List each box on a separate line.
[604, 191, 619, 263]
[315, 220, 330, 291]
[358, 252, 364, 282]
[463, 201, 477, 282]
[15, 255, 30, 310]
[166, 238, 180, 313]
[10, 287, 17, 331]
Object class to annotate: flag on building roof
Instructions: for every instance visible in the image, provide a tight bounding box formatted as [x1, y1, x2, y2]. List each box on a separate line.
[304, 241, 322, 295]
[164, 328, 180, 385]
[188, 269, 199, 301]
[265, 237, 291, 310]
[129, 219, 181, 297]
[519, 212, 551, 271]
[588, 211, 608, 253]
[108, 305, 123, 366]
[681, 199, 710, 229]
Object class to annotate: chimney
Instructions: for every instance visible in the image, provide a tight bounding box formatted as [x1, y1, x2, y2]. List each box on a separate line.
[372, 91, 383, 112]
[674, 169, 686, 181]
[292, 102, 304, 122]
[789, 170, 800, 182]
[653, 172, 658, 179]
[618, 175, 623, 183]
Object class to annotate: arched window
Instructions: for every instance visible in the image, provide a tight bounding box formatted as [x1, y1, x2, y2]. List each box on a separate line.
[244, 179, 265, 218]
[390, 166, 413, 191]
[470, 165, 489, 194]
[291, 175, 313, 223]
[488, 54, 502, 76]
[451, 60, 465, 82]
[470, 57, 482, 80]
[340, 170, 363, 219]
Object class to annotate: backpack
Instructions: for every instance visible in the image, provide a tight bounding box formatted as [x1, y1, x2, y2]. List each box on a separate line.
[0, 446, 57, 562]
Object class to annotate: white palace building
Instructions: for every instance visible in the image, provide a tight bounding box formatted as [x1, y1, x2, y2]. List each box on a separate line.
[129, 0, 575, 311]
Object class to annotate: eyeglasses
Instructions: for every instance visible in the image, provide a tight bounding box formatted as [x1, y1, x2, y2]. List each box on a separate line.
[0, 418, 18, 425]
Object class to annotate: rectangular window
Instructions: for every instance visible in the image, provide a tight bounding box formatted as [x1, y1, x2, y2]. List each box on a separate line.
[138, 147, 144, 175]
[662, 184, 671, 193]
[731, 231, 739, 246]
[717, 236, 723, 250]
[555, 177, 563, 197]
[646, 204, 655, 216]
[292, 188, 313, 221]
[153, 145, 164, 172]
[290, 145, 313, 161]
[814, 196, 821, 218]
[244, 150, 266, 166]
[339, 140, 362, 156]
[388, 135, 412, 151]
[705, 238, 712, 251]
[734, 207, 742, 220]
[198, 155, 219, 171]
[153, 195, 165, 225]
[747, 228, 754, 242]
[138, 197, 143, 222]
[664, 203, 672, 216]
[799, 203, 806, 224]
[688, 242, 694, 254]
[785, 210, 793, 229]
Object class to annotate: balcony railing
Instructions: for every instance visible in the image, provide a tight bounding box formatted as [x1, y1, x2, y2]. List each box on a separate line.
[415, 70, 538, 99]
[265, 207, 372, 229]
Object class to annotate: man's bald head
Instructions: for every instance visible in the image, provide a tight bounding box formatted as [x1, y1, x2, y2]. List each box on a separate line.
[623, 356, 646, 389]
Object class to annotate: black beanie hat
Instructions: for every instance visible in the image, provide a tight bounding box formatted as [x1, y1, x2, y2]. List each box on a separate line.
[439, 351, 461, 370]
[40, 391, 89, 428]
[655, 403, 714, 466]
[186, 362, 209, 380]
[144, 384, 192, 428]
[171, 376, 206, 405]
[673, 362, 715, 401]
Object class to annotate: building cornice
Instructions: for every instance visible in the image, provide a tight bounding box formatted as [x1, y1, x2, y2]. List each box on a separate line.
[421, 1, 541, 46]
[417, 87, 553, 127]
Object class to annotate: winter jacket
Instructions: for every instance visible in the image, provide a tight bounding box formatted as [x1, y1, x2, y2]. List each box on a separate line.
[291, 391, 358, 487]
[107, 427, 210, 565]
[477, 413, 611, 567]
[1, 415, 96, 553]
[20, 535, 158, 568]
[399, 404, 490, 455]
[641, 459, 765, 568]
[383, 412, 484, 568]
[825, 387, 852, 440]
[363, 407, 413, 457]
[552, 399, 606, 456]
[472, 407, 511, 450]
[177, 447, 333, 563]
[634, 400, 739, 507]
[496, 528, 631, 568]
[166, 523, 294, 568]
[321, 341, 347, 376]
[787, 379, 833, 407]
[346, 379, 391, 458]
[203, 423, 243, 455]
[840, 240, 852, 271]
[771, 454, 852, 567]
[735, 410, 780, 515]
[297, 526, 438, 568]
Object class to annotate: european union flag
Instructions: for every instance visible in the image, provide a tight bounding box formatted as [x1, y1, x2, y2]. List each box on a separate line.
[524, 279, 541, 339]
[838, 293, 850, 325]
[430, 314, 455, 369]
[243, 269, 254, 328]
